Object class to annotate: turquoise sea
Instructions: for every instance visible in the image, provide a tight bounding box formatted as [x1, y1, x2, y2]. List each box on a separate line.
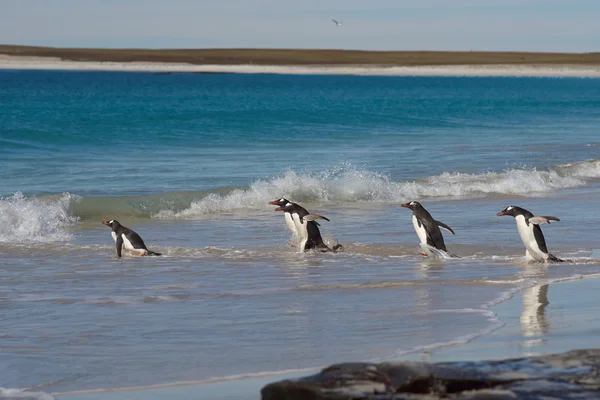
[2, 70, 600, 399]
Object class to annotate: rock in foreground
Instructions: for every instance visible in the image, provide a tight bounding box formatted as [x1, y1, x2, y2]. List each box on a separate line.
[261, 349, 600, 399]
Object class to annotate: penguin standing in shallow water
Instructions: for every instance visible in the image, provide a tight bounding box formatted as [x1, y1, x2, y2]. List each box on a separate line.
[497, 206, 563, 263]
[401, 201, 456, 258]
[102, 220, 161, 257]
[271, 200, 341, 252]
[269, 198, 301, 246]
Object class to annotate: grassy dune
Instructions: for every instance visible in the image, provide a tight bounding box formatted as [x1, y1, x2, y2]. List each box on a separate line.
[1, 45, 600, 66]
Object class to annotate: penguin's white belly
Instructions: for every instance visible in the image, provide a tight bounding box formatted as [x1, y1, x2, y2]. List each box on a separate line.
[412, 215, 428, 245]
[113, 232, 135, 250]
[284, 212, 299, 240]
[292, 213, 308, 251]
[515, 215, 547, 260]
[122, 235, 136, 250]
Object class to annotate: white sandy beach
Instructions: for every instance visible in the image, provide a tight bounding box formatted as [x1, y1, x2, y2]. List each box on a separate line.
[2, 54, 600, 77]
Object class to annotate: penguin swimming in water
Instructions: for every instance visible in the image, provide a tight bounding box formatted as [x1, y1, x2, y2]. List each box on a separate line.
[102, 220, 161, 257]
[497, 206, 563, 263]
[401, 201, 456, 258]
[271, 199, 341, 252]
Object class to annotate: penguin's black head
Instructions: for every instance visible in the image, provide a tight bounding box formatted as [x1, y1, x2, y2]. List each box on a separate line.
[269, 198, 289, 207]
[497, 205, 525, 218]
[102, 219, 121, 228]
[401, 201, 423, 211]
[273, 201, 294, 212]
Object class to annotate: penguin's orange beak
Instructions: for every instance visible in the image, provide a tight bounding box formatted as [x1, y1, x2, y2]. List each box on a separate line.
[497, 211, 506, 216]
[102, 220, 110, 225]
[268, 200, 278, 205]
[401, 203, 410, 208]
[274, 207, 284, 211]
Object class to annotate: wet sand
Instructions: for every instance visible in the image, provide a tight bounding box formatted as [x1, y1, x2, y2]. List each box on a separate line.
[57, 276, 600, 400]
[416, 275, 600, 362]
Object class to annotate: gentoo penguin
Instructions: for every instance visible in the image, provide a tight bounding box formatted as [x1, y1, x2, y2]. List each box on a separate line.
[269, 198, 301, 246]
[102, 220, 161, 257]
[401, 201, 456, 258]
[497, 206, 563, 262]
[272, 200, 341, 252]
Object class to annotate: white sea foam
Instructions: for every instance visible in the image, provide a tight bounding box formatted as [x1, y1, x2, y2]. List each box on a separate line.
[155, 160, 600, 218]
[0, 192, 78, 243]
[4, 160, 599, 228]
[556, 159, 600, 178]
[0, 388, 55, 400]
[12, 294, 189, 305]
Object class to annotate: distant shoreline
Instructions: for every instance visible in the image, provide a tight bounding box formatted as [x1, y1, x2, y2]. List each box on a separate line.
[2, 45, 600, 76]
[2, 45, 600, 66]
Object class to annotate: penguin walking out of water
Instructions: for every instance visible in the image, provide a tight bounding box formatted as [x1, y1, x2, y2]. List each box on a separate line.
[269, 198, 301, 246]
[270, 199, 342, 252]
[102, 220, 162, 257]
[401, 201, 456, 258]
[497, 206, 563, 263]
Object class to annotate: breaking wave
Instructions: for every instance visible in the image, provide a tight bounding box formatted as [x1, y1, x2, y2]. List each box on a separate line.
[1, 159, 599, 242]
[0, 192, 77, 243]
[0, 387, 55, 400]
[154, 159, 600, 218]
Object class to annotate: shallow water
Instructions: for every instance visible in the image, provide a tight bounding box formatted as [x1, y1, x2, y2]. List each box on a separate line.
[1, 71, 600, 395]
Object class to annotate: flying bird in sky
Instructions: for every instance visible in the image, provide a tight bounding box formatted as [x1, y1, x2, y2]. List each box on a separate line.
[331, 19, 342, 26]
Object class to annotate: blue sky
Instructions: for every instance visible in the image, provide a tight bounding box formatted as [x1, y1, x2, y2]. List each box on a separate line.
[1, 0, 599, 51]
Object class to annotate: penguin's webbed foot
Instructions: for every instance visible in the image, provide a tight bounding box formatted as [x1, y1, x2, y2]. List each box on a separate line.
[126, 249, 149, 257]
[547, 254, 565, 263]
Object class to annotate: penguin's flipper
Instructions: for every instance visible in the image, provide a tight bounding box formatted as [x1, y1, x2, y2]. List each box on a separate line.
[435, 220, 455, 235]
[116, 236, 124, 258]
[528, 216, 560, 225]
[303, 214, 330, 222]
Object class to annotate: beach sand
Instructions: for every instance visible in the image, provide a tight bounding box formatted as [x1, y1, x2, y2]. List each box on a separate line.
[55, 276, 600, 400]
[2, 54, 600, 77]
[2, 45, 600, 76]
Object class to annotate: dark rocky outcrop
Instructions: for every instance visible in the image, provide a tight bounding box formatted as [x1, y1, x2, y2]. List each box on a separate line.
[261, 349, 600, 399]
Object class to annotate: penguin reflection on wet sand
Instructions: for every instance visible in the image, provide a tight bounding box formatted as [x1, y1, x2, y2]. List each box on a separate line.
[102, 220, 161, 257]
[497, 206, 564, 263]
[401, 201, 456, 258]
[270, 199, 342, 252]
